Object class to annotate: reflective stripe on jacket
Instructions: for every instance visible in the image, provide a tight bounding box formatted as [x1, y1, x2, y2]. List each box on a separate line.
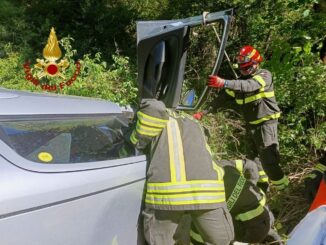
[225, 69, 281, 125]
[190, 159, 271, 244]
[131, 99, 226, 210]
[220, 159, 267, 221]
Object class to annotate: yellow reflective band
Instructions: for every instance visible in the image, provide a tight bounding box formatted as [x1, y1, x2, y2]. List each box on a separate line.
[218, 165, 225, 180]
[259, 177, 269, 182]
[259, 170, 267, 176]
[225, 89, 235, 97]
[190, 229, 204, 243]
[138, 119, 166, 128]
[271, 175, 289, 190]
[147, 180, 224, 186]
[146, 192, 225, 199]
[167, 120, 177, 182]
[147, 186, 224, 193]
[249, 112, 281, 125]
[174, 118, 187, 181]
[137, 111, 168, 123]
[136, 122, 163, 137]
[147, 181, 225, 193]
[145, 198, 226, 205]
[166, 118, 186, 182]
[235, 159, 243, 174]
[135, 130, 159, 137]
[259, 194, 266, 206]
[227, 175, 246, 211]
[130, 130, 138, 144]
[253, 75, 266, 92]
[206, 143, 212, 154]
[212, 163, 224, 180]
[314, 163, 326, 173]
[145, 193, 226, 205]
[221, 167, 225, 177]
[235, 196, 266, 221]
[137, 111, 168, 128]
[235, 91, 275, 105]
[258, 170, 269, 182]
[248, 49, 257, 58]
[136, 121, 163, 132]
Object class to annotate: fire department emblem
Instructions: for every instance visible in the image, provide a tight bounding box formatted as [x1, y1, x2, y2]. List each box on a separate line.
[34, 27, 69, 79]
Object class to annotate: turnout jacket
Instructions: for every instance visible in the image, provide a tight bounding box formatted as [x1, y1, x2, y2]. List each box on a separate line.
[210, 69, 281, 125]
[190, 159, 272, 244]
[220, 159, 268, 222]
[130, 99, 226, 211]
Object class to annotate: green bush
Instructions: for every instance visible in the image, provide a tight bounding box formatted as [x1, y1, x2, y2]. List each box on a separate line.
[0, 36, 138, 106]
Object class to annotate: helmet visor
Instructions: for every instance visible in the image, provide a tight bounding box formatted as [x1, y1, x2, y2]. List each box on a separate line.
[237, 55, 251, 64]
[239, 61, 253, 69]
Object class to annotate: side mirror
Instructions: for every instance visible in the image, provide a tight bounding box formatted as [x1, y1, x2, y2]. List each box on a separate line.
[181, 89, 196, 106]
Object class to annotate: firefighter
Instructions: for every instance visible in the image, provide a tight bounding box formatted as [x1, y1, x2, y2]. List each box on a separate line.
[190, 159, 283, 245]
[304, 151, 326, 203]
[194, 45, 288, 191]
[130, 98, 234, 245]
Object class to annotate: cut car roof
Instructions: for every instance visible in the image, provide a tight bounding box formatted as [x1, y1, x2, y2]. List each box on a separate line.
[0, 88, 122, 116]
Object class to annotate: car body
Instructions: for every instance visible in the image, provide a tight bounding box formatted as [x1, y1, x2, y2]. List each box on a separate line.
[0, 89, 146, 245]
[0, 9, 232, 245]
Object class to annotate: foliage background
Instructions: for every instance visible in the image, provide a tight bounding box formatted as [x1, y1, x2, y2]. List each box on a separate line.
[1, 0, 325, 242]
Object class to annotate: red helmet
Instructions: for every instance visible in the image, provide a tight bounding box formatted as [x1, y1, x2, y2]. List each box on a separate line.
[237, 45, 263, 75]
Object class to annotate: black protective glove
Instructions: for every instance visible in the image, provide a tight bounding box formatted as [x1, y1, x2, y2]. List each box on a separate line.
[257, 182, 270, 194]
[304, 170, 323, 203]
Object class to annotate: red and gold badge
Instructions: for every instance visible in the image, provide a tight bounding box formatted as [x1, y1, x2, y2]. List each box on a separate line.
[23, 27, 81, 91]
[34, 27, 69, 79]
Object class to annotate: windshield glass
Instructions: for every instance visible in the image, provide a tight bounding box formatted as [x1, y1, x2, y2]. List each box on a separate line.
[0, 115, 135, 164]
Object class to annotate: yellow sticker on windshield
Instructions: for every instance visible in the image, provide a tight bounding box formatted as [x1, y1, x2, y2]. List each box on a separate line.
[38, 152, 53, 163]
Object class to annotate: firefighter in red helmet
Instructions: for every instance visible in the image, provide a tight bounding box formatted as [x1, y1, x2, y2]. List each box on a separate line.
[194, 45, 288, 191]
[236, 45, 263, 75]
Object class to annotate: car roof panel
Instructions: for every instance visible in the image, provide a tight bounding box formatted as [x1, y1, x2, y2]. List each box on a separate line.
[0, 88, 122, 116]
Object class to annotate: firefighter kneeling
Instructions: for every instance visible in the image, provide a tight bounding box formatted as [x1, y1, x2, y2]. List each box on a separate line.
[190, 159, 283, 244]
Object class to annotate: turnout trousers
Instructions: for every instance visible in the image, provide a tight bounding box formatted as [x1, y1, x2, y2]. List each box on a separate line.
[143, 206, 234, 245]
[246, 120, 285, 183]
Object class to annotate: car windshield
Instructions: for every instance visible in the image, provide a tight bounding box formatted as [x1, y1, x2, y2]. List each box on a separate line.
[0, 115, 135, 164]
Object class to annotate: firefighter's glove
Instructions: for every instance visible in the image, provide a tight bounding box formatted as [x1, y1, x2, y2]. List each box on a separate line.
[257, 182, 270, 194]
[207, 75, 225, 88]
[304, 170, 323, 203]
[193, 112, 204, 120]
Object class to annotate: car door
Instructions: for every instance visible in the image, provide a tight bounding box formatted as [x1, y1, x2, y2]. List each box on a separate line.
[137, 9, 233, 110]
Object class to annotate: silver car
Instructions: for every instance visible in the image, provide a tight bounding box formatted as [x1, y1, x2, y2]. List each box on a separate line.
[0, 10, 232, 245]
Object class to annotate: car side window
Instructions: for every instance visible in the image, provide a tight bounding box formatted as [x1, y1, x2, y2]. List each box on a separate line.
[0, 115, 136, 164]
